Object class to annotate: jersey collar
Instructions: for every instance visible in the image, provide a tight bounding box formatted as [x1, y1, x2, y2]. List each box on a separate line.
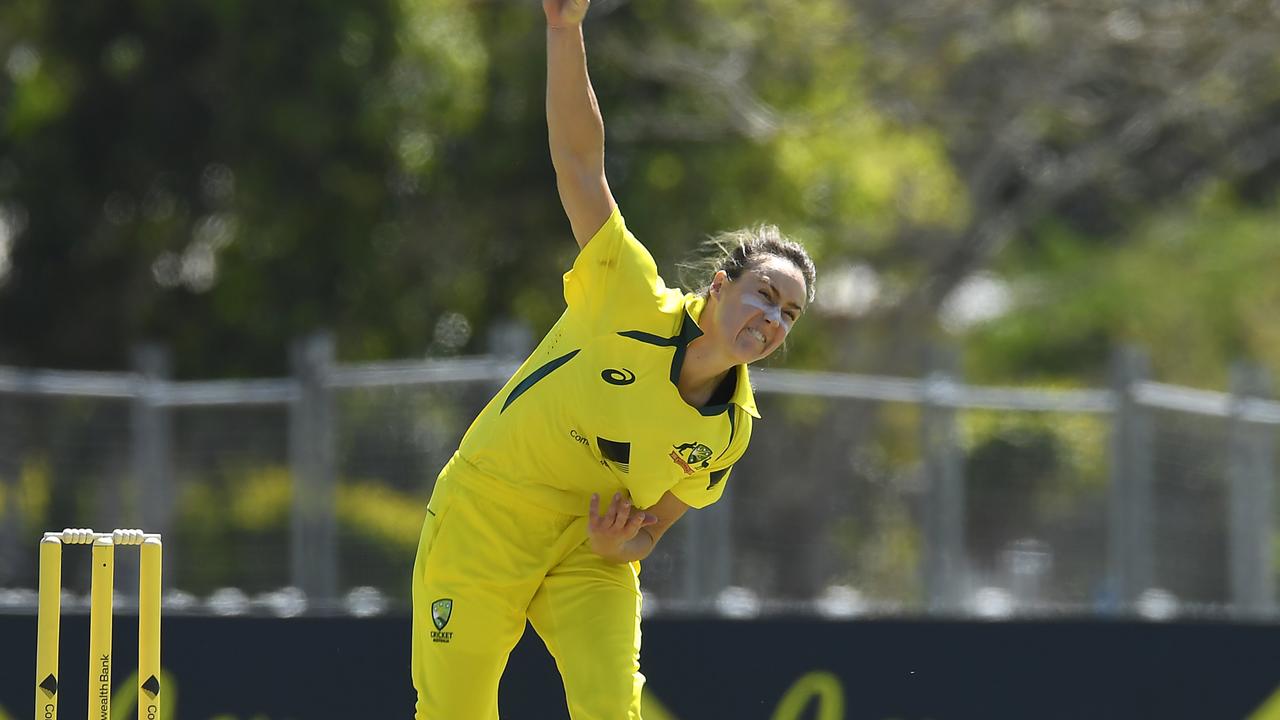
[682, 294, 762, 419]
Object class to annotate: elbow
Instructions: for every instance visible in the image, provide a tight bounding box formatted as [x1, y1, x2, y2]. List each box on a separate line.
[551, 159, 607, 195]
[549, 142, 604, 177]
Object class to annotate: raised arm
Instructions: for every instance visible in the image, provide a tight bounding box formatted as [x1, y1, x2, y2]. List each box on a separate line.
[544, 0, 617, 249]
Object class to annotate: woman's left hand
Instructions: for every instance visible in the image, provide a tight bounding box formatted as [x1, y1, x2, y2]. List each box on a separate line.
[587, 492, 657, 557]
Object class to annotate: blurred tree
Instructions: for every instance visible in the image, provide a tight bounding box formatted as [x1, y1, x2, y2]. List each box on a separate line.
[972, 190, 1280, 385]
[0, 0, 965, 375]
[848, 0, 1280, 374]
[0, 0, 487, 375]
[2, 0, 1278, 607]
[0, 0, 1275, 379]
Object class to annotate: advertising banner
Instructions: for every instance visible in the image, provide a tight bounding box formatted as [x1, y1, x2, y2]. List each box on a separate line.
[2, 615, 1278, 719]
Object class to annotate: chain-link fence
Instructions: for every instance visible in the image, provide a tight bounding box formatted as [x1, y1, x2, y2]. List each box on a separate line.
[1, 336, 1275, 620]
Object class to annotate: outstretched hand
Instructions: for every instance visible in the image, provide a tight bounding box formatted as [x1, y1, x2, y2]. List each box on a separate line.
[543, 0, 590, 29]
[588, 492, 658, 557]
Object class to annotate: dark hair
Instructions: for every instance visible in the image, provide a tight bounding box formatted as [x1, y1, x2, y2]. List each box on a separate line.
[680, 225, 817, 303]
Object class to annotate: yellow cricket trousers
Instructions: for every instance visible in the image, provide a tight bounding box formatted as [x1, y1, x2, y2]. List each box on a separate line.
[411, 469, 645, 719]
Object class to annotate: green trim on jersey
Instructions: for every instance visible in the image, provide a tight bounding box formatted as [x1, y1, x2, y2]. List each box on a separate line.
[501, 349, 580, 413]
[449, 208, 757, 513]
[617, 314, 740, 418]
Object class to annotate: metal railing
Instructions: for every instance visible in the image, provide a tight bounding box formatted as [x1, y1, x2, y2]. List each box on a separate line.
[0, 335, 1275, 619]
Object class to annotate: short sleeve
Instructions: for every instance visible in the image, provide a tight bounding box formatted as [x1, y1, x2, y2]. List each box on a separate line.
[669, 407, 752, 509]
[562, 208, 669, 330]
[671, 464, 734, 509]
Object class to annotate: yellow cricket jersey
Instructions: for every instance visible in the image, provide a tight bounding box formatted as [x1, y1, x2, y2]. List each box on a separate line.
[449, 207, 759, 514]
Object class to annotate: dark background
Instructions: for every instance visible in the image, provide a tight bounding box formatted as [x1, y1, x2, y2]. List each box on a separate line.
[2, 615, 1278, 719]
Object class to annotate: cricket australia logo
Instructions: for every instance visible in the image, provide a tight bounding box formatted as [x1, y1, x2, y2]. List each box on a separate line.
[670, 441, 713, 475]
[431, 598, 454, 643]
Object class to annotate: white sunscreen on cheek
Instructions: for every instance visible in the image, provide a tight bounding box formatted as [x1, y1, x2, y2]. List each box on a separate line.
[741, 293, 793, 331]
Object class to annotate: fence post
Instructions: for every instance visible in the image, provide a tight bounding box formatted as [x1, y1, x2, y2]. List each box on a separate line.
[680, 498, 733, 608]
[131, 343, 173, 588]
[1228, 361, 1275, 617]
[1106, 345, 1153, 610]
[0, 359, 16, 585]
[921, 344, 966, 613]
[289, 332, 338, 605]
[0, 469, 13, 586]
[706, 497, 733, 604]
[681, 508, 706, 607]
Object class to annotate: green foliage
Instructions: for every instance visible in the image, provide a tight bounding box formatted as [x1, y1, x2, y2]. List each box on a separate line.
[1, 0, 1276, 615]
[961, 408, 1111, 593]
[0, 455, 51, 530]
[970, 192, 1280, 385]
[831, 503, 922, 602]
[0, 0, 490, 375]
[227, 466, 292, 530]
[4, 50, 72, 137]
[172, 463, 423, 591]
[961, 409, 1109, 490]
[0, 0, 968, 376]
[337, 480, 426, 551]
[598, 0, 966, 262]
[217, 465, 424, 551]
[0, 0, 1275, 388]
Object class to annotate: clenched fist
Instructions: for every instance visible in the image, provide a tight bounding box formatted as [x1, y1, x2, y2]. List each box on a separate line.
[543, 0, 590, 28]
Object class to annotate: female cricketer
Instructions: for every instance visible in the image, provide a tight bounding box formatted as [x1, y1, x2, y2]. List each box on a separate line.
[410, 0, 817, 717]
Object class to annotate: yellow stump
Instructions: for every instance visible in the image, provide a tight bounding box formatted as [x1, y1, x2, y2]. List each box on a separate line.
[35, 536, 62, 720]
[88, 537, 114, 720]
[34, 529, 161, 720]
[138, 537, 163, 719]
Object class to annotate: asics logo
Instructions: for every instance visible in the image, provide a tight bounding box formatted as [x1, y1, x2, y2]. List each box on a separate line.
[601, 368, 636, 386]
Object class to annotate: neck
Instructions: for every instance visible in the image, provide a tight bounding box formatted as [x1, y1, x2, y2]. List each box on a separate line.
[677, 336, 735, 407]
